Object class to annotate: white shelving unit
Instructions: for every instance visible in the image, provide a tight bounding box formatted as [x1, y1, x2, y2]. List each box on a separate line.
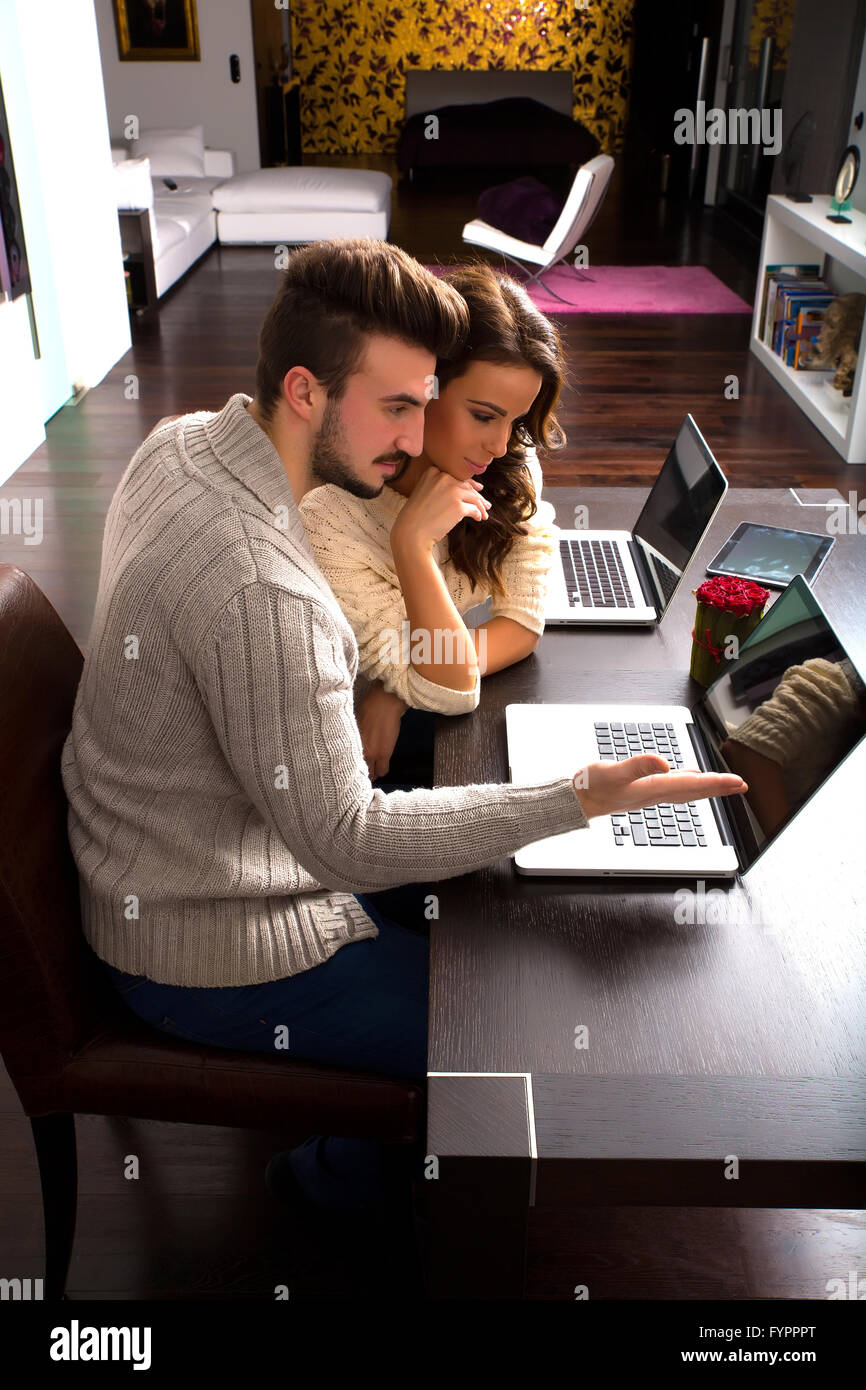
[750, 194, 866, 464]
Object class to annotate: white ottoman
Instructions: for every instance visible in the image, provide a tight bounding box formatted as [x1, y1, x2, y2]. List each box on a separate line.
[212, 167, 392, 244]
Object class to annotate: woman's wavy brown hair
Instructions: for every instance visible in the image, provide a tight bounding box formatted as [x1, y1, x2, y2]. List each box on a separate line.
[389, 261, 568, 599]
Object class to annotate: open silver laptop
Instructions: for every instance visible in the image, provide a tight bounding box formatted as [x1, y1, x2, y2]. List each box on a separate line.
[545, 414, 727, 625]
[508, 576, 865, 877]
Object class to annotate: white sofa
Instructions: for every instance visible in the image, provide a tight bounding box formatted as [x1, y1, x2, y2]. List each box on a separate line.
[112, 123, 394, 302]
[112, 143, 235, 300]
[212, 167, 392, 244]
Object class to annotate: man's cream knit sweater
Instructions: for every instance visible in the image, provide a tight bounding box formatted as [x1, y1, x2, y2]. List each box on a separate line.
[299, 449, 558, 715]
[60, 393, 589, 987]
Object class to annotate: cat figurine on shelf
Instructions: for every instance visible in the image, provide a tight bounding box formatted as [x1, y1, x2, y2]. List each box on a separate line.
[804, 292, 866, 396]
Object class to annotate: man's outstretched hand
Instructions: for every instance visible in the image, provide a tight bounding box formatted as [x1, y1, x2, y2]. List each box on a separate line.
[573, 754, 747, 820]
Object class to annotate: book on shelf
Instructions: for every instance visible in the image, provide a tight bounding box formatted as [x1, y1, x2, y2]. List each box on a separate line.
[760, 264, 825, 346]
[792, 306, 832, 370]
[768, 282, 831, 350]
[759, 264, 821, 339]
[769, 288, 833, 355]
[773, 289, 834, 362]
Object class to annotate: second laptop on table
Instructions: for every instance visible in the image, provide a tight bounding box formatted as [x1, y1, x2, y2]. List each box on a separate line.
[544, 413, 727, 626]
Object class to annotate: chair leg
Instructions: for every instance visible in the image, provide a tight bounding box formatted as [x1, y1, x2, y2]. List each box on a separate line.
[496, 250, 541, 283]
[533, 272, 594, 303]
[30, 1114, 78, 1300]
[496, 251, 595, 304]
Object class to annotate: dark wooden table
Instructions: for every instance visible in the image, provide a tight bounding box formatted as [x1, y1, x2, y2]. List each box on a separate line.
[425, 488, 866, 1299]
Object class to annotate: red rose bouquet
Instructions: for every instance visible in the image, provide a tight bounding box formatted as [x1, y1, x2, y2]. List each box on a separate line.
[690, 576, 769, 686]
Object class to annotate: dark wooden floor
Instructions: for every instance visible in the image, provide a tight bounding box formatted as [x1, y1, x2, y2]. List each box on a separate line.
[5, 154, 863, 649]
[3, 1059, 864, 1300]
[2, 154, 864, 1301]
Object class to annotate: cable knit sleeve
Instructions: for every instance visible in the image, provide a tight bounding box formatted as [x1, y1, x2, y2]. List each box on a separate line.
[727, 658, 859, 767]
[488, 447, 559, 635]
[300, 485, 480, 716]
[190, 581, 589, 893]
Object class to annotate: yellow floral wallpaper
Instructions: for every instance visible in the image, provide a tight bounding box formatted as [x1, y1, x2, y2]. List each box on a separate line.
[290, 0, 635, 156]
[748, 0, 795, 70]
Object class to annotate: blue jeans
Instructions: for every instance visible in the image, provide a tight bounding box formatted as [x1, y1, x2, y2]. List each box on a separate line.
[104, 707, 438, 1205]
[104, 888, 431, 1206]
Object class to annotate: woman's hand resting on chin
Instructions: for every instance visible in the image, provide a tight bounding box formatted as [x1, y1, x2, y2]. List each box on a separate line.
[390, 467, 491, 552]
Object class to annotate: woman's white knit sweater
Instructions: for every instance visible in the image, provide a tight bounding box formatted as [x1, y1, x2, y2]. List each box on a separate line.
[299, 449, 559, 714]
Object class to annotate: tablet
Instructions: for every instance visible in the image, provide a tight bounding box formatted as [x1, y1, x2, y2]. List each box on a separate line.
[705, 521, 834, 589]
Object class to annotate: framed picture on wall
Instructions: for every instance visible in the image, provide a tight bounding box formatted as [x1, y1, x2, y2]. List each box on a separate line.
[113, 1, 201, 62]
[0, 74, 31, 301]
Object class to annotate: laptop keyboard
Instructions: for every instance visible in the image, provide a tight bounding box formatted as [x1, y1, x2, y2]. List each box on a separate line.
[560, 538, 634, 609]
[594, 720, 708, 848]
[652, 556, 680, 604]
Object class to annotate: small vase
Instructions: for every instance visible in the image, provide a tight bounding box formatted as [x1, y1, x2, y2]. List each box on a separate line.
[689, 577, 769, 687]
[690, 603, 764, 686]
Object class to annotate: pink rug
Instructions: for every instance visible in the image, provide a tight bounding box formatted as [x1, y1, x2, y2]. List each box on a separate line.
[425, 262, 752, 314]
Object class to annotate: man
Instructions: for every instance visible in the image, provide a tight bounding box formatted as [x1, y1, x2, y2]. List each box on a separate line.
[61, 238, 746, 1210]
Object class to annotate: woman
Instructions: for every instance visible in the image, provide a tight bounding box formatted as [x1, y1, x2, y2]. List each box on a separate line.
[300, 262, 569, 787]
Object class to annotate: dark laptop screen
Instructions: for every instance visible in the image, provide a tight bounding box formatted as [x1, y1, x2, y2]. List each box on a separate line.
[632, 415, 727, 615]
[694, 575, 866, 872]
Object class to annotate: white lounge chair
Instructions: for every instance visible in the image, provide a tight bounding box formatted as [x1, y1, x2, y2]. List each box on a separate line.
[461, 154, 614, 302]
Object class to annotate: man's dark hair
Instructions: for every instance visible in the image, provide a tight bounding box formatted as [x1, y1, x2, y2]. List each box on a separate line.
[254, 239, 470, 419]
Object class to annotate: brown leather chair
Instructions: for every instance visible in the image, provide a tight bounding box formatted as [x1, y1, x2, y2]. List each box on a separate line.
[0, 564, 425, 1299]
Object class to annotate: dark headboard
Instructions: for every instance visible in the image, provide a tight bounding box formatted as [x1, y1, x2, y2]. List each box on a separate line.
[404, 69, 574, 119]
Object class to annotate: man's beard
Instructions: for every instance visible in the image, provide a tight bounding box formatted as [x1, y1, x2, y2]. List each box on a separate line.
[309, 395, 406, 499]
